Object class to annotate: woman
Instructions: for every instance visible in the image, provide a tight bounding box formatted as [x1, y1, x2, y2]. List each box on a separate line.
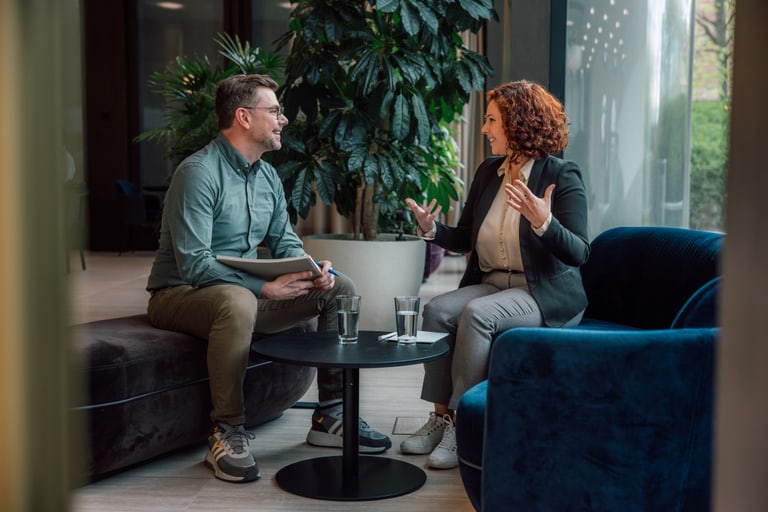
[402, 80, 590, 469]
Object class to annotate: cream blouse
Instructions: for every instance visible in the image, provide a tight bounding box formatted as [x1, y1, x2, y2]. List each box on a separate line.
[476, 158, 534, 273]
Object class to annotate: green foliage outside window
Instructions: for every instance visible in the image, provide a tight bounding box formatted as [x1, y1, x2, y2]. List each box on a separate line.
[690, 100, 728, 231]
[690, 0, 733, 232]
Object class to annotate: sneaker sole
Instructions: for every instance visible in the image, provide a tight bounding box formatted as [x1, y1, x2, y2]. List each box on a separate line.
[400, 433, 445, 455]
[306, 430, 391, 454]
[400, 444, 436, 455]
[427, 448, 459, 470]
[427, 458, 459, 470]
[205, 451, 261, 482]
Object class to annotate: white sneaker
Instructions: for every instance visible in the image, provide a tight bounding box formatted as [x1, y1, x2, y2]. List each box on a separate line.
[427, 415, 458, 469]
[400, 412, 446, 455]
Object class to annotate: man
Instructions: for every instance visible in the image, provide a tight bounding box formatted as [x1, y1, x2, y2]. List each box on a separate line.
[146, 74, 391, 483]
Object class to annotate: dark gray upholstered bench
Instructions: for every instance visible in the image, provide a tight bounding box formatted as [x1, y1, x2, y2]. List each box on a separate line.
[70, 314, 317, 480]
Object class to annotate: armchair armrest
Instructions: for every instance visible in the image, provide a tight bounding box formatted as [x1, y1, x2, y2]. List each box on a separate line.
[481, 327, 716, 512]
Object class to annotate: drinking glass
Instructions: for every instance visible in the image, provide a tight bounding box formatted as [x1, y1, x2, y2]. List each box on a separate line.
[336, 295, 361, 344]
[394, 296, 420, 344]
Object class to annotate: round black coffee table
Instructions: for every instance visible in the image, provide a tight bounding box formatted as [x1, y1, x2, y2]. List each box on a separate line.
[251, 329, 448, 501]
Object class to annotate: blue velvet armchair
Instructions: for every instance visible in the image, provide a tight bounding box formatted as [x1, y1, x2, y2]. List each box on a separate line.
[456, 226, 723, 511]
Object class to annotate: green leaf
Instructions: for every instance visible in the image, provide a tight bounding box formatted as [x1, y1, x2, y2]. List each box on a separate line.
[347, 121, 369, 146]
[399, 2, 420, 36]
[419, 54, 440, 89]
[318, 110, 341, 139]
[377, 154, 393, 188]
[292, 168, 315, 218]
[347, 145, 367, 171]
[411, 95, 431, 145]
[376, 0, 400, 14]
[275, 160, 305, 181]
[305, 59, 321, 85]
[303, 9, 321, 42]
[456, 62, 472, 94]
[334, 115, 349, 148]
[434, 97, 450, 123]
[381, 56, 399, 92]
[324, 11, 342, 42]
[411, 0, 439, 34]
[363, 154, 379, 184]
[362, 55, 381, 96]
[392, 93, 410, 140]
[458, 0, 492, 20]
[316, 160, 338, 205]
[379, 90, 395, 118]
[349, 50, 375, 85]
[463, 52, 493, 87]
[392, 51, 422, 85]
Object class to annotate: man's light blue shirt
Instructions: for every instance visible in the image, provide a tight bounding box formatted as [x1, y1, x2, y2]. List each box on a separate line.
[146, 134, 305, 296]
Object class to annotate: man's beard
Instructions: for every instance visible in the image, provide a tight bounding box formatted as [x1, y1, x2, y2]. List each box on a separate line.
[256, 134, 281, 152]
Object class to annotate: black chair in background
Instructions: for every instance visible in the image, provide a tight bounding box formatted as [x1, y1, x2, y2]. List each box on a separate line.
[115, 179, 162, 254]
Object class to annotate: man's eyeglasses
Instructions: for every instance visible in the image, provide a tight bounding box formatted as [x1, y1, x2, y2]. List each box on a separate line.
[241, 105, 285, 120]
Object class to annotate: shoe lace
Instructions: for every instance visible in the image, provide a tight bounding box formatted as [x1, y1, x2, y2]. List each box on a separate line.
[413, 412, 442, 436]
[330, 411, 375, 432]
[220, 425, 255, 454]
[435, 415, 457, 453]
[358, 417, 374, 431]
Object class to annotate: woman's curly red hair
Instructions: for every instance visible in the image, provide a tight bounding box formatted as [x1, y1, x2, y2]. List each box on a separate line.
[487, 80, 569, 162]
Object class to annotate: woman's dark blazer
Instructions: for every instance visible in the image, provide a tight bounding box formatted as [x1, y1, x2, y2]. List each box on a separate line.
[433, 155, 590, 327]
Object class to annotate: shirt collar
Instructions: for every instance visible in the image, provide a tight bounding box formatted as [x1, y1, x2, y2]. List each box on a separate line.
[497, 157, 534, 185]
[214, 133, 260, 173]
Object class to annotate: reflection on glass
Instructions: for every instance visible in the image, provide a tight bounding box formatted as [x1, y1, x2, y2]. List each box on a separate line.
[564, 0, 694, 237]
[137, 0, 223, 187]
[251, 1, 293, 57]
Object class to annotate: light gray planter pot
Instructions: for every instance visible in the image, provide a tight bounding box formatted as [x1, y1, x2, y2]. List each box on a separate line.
[303, 234, 426, 331]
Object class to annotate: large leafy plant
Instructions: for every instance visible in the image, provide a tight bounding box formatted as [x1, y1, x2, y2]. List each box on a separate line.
[273, 0, 496, 240]
[135, 33, 285, 167]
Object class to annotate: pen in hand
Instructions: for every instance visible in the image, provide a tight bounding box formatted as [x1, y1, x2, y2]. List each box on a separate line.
[314, 260, 339, 277]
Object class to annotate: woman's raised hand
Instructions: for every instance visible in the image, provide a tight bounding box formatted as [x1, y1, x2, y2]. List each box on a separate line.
[405, 198, 442, 233]
[504, 181, 555, 229]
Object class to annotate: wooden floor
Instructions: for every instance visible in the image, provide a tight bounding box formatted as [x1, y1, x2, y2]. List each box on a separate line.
[68, 250, 473, 512]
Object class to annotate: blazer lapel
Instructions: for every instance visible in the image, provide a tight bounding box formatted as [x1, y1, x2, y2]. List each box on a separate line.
[472, 160, 505, 243]
[527, 158, 547, 195]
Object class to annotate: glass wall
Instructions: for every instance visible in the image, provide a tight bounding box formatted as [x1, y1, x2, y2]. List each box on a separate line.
[564, 0, 694, 238]
[137, 0, 223, 187]
[135, 1, 292, 188]
[251, 1, 293, 55]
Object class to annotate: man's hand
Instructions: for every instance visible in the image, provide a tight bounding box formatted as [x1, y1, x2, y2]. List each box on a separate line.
[259, 271, 316, 299]
[259, 260, 336, 299]
[312, 260, 336, 292]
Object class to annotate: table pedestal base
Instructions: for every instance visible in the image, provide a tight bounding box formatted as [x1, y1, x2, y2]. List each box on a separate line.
[274, 455, 426, 501]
